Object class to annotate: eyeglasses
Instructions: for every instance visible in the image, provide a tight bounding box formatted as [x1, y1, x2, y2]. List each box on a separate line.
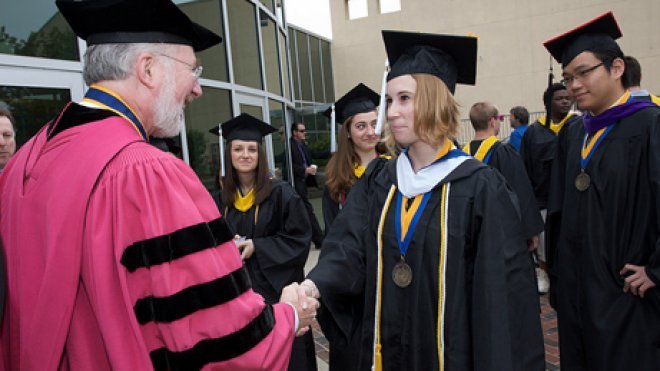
[492, 114, 504, 122]
[560, 62, 604, 86]
[157, 53, 203, 79]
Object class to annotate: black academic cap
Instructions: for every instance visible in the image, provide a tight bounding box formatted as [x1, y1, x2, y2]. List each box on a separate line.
[382, 30, 477, 94]
[210, 113, 276, 143]
[56, 0, 222, 52]
[323, 83, 380, 124]
[543, 11, 622, 66]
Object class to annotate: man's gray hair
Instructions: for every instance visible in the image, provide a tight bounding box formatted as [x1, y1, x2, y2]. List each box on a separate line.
[83, 43, 175, 85]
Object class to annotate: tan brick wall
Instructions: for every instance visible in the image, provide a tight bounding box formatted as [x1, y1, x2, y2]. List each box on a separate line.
[329, 0, 660, 140]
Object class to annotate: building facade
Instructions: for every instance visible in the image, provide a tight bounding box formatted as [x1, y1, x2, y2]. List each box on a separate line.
[329, 0, 659, 143]
[0, 0, 333, 189]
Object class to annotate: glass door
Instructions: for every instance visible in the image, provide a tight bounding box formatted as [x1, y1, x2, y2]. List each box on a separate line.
[233, 92, 275, 171]
[0, 67, 84, 148]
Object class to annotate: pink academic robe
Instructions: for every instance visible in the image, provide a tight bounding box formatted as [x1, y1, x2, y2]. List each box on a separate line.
[0, 107, 295, 370]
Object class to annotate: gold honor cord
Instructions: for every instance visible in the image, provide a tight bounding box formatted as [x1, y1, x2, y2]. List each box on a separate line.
[437, 182, 449, 370]
[372, 183, 450, 370]
[374, 184, 397, 371]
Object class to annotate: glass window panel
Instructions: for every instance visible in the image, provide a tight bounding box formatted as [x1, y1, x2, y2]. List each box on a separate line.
[380, 0, 401, 13]
[0, 86, 71, 148]
[295, 31, 312, 101]
[289, 28, 300, 101]
[258, 0, 274, 13]
[239, 104, 263, 119]
[268, 99, 288, 180]
[259, 11, 282, 96]
[347, 0, 368, 20]
[310, 37, 324, 102]
[275, 2, 284, 25]
[227, 0, 262, 89]
[321, 40, 334, 102]
[294, 104, 329, 165]
[184, 87, 232, 190]
[176, 0, 228, 82]
[279, 30, 290, 100]
[0, 0, 78, 60]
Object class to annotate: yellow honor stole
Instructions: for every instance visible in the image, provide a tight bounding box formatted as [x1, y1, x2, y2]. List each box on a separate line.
[538, 113, 572, 134]
[652, 94, 660, 106]
[355, 154, 392, 179]
[233, 188, 255, 212]
[354, 163, 366, 178]
[461, 136, 499, 163]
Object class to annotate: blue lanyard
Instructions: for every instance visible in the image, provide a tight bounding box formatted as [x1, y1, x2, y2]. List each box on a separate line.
[395, 192, 432, 256]
[483, 147, 495, 164]
[580, 123, 614, 169]
[83, 85, 148, 141]
[394, 148, 468, 256]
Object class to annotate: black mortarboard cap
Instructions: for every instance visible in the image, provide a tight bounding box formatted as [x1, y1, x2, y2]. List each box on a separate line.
[382, 30, 477, 94]
[56, 0, 222, 52]
[544, 11, 622, 66]
[323, 83, 380, 124]
[210, 113, 276, 143]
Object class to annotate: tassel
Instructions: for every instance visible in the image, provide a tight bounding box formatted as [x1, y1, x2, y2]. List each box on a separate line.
[374, 343, 383, 371]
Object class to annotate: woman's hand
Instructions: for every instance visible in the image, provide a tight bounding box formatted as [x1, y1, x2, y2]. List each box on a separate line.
[236, 239, 255, 260]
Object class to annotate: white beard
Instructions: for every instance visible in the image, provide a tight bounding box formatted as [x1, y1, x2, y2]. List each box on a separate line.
[152, 73, 184, 138]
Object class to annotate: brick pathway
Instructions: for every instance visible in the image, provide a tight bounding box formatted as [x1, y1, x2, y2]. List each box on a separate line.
[313, 294, 561, 370]
[540, 294, 560, 370]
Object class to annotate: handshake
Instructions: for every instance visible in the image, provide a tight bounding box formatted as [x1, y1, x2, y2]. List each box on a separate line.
[279, 279, 321, 337]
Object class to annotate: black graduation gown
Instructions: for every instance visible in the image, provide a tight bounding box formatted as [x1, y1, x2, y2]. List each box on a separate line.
[546, 106, 660, 370]
[520, 115, 581, 209]
[308, 158, 545, 371]
[319, 157, 390, 370]
[216, 180, 317, 371]
[468, 140, 544, 239]
[322, 186, 341, 236]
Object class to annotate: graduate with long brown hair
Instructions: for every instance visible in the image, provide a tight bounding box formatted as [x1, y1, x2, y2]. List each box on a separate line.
[212, 114, 318, 371]
[322, 83, 386, 235]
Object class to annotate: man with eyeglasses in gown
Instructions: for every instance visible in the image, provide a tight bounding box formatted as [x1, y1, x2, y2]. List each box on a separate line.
[544, 11, 660, 370]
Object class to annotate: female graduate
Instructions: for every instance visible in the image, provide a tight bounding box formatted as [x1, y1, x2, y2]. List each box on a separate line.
[212, 114, 317, 371]
[322, 83, 385, 235]
[304, 31, 544, 371]
[320, 84, 391, 370]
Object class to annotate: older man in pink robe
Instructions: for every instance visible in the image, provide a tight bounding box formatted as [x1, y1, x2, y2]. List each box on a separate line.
[0, 0, 318, 370]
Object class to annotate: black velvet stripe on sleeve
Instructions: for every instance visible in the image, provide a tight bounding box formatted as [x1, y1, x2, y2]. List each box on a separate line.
[133, 266, 252, 324]
[121, 217, 234, 272]
[150, 305, 276, 371]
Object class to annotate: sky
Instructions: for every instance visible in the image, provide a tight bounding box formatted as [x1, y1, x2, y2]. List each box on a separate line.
[284, 0, 332, 39]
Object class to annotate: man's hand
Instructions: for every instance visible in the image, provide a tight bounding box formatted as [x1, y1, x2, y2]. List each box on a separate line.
[280, 283, 319, 336]
[305, 165, 317, 175]
[620, 264, 656, 298]
[527, 235, 540, 252]
[300, 279, 320, 299]
[235, 239, 255, 260]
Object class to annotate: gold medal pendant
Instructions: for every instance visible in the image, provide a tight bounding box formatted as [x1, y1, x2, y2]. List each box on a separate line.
[575, 170, 591, 191]
[392, 257, 412, 288]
